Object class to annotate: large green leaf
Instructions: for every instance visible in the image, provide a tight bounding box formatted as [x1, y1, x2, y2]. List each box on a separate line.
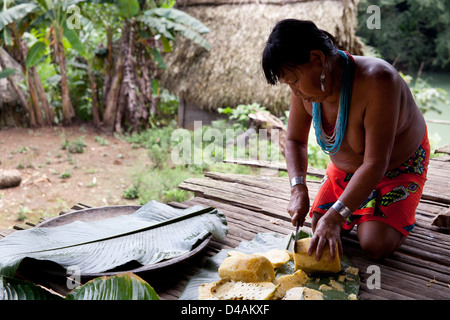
[63, 21, 87, 57]
[139, 15, 174, 40]
[25, 41, 47, 69]
[0, 68, 17, 79]
[116, 0, 139, 19]
[180, 232, 360, 300]
[140, 10, 211, 51]
[0, 201, 228, 278]
[0, 276, 62, 300]
[0, 3, 38, 31]
[1, 272, 159, 300]
[149, 8, 210, 34]
[66, 272, 160, 300]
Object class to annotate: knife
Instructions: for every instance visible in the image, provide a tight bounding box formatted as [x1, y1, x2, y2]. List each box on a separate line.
[293, 221, 300, 253]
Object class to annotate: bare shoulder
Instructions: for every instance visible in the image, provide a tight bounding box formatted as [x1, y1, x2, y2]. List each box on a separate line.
[353, 55, 400, 87]
[351, 56, 404, 108]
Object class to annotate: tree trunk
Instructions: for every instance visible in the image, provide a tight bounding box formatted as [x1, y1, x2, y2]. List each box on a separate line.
[138, 42, 154, 118]
[102, 22, 128, 131]
[26, 71, 43, 126]
[31, 66, 54, 125]
[52, 35, 74, 126]
[114, 77, 127, 134]
[83, 58, 100, 127]
[120, 19, 140, 132]
[101, 25, 114, 115]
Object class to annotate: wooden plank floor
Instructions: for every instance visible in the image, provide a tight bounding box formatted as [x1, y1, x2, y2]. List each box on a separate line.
[1, 158, 449, 300]
[170, 156, 450, 300]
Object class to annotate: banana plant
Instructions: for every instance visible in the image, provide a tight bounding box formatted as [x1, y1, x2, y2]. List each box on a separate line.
[0, 0, 87, 126]
[27, 0, 88, 126]
[94, 0, 211, 132]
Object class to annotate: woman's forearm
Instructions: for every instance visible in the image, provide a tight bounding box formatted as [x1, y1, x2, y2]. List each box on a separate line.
[337, 161, 388, 213]
[285, 139, 309, 182]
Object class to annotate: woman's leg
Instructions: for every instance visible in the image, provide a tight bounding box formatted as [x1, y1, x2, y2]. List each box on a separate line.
[357, 220, 406, 260]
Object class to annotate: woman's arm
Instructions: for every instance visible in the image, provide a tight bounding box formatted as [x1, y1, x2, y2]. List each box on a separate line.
[285, 92, 312, 226]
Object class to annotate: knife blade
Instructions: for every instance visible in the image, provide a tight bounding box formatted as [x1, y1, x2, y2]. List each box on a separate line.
[293, 221, 300, 253]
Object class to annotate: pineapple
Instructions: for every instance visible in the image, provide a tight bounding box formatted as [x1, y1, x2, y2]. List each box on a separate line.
[293, 238, 341, 274]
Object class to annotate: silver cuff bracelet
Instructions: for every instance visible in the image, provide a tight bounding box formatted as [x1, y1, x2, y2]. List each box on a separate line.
[290, 176, 305, 188]
[332, 200, 353, 219]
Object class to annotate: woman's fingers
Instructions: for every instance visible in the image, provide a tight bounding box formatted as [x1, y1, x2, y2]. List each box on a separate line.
[307, 234, 319, 256]
[328, 238, 337, 261]
[308, 234, 341, 262]
[315, 237, 327, 261]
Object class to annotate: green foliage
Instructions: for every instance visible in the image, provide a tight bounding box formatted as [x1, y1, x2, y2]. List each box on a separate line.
[218, 103, 268, 130]
[0, 2, 38, 31]
[0, 67, 16, 79]
[401, 73, 448, 114]
[139, 7, 211, 51]
[1, 271, 159, 300]
[148, 88, 179, 128]
[0, 275, 62, 300]
[123, 182, 140, 200]
[58, 170, 72, 179]
[116, 0, 140, 19]
[357, 0, 450, 72]
[0, 0, 210, 130]
[61, 136, 87, 154]
[25, 41, 46, 68]
[66, 272, 160, 300]
[94, 135, 109, 146]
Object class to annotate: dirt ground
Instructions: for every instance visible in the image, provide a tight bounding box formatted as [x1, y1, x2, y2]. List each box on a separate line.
[0, 125, 149, 230]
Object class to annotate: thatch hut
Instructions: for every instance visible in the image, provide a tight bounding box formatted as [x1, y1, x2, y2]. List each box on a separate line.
[160, 0, 364, 130]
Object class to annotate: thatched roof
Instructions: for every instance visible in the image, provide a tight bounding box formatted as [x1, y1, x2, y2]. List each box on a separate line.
[160, 0, 364, 115]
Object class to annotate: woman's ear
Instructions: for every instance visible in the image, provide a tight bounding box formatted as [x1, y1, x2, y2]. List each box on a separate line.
[309, 50, 326, 67]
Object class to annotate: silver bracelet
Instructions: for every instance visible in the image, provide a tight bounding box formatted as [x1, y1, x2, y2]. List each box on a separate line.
[331, 200, 353, 219]
[290, 176, 305, 188]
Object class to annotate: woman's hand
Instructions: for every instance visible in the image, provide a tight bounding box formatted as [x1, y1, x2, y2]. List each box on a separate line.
[287, 184, 310, 227]
[308, 209, 345, 261]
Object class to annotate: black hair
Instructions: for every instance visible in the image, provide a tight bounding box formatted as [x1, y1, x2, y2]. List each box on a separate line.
[262, 19, 337, 85]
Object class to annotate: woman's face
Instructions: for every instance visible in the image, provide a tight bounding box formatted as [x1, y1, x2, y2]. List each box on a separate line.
[278, 51, 326, 103]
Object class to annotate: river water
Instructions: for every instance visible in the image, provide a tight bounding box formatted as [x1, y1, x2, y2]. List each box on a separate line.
[421, 72, 450, 148]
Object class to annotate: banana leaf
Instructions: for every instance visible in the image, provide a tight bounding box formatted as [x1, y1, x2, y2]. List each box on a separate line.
[0, 201, 228, 278]
[0, 2, 38, 31]
[1, 272, 159, 300]
[0, 275, 62, 300]
[180, 232, 360, 300]
[65, 272, 160, 300]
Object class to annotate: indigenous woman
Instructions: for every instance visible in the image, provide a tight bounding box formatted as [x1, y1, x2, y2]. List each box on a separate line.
[262, 19, 429, 260]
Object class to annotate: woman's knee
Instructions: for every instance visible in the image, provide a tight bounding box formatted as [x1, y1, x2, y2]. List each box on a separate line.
[357, 221, 406, 260]
[359, 239, 394, 260]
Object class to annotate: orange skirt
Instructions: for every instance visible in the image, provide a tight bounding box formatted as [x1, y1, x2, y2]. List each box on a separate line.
[309, 129, 430, 237]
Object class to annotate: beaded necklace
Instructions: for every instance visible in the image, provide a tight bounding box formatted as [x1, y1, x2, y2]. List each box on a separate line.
[312, 50, 353, 155]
